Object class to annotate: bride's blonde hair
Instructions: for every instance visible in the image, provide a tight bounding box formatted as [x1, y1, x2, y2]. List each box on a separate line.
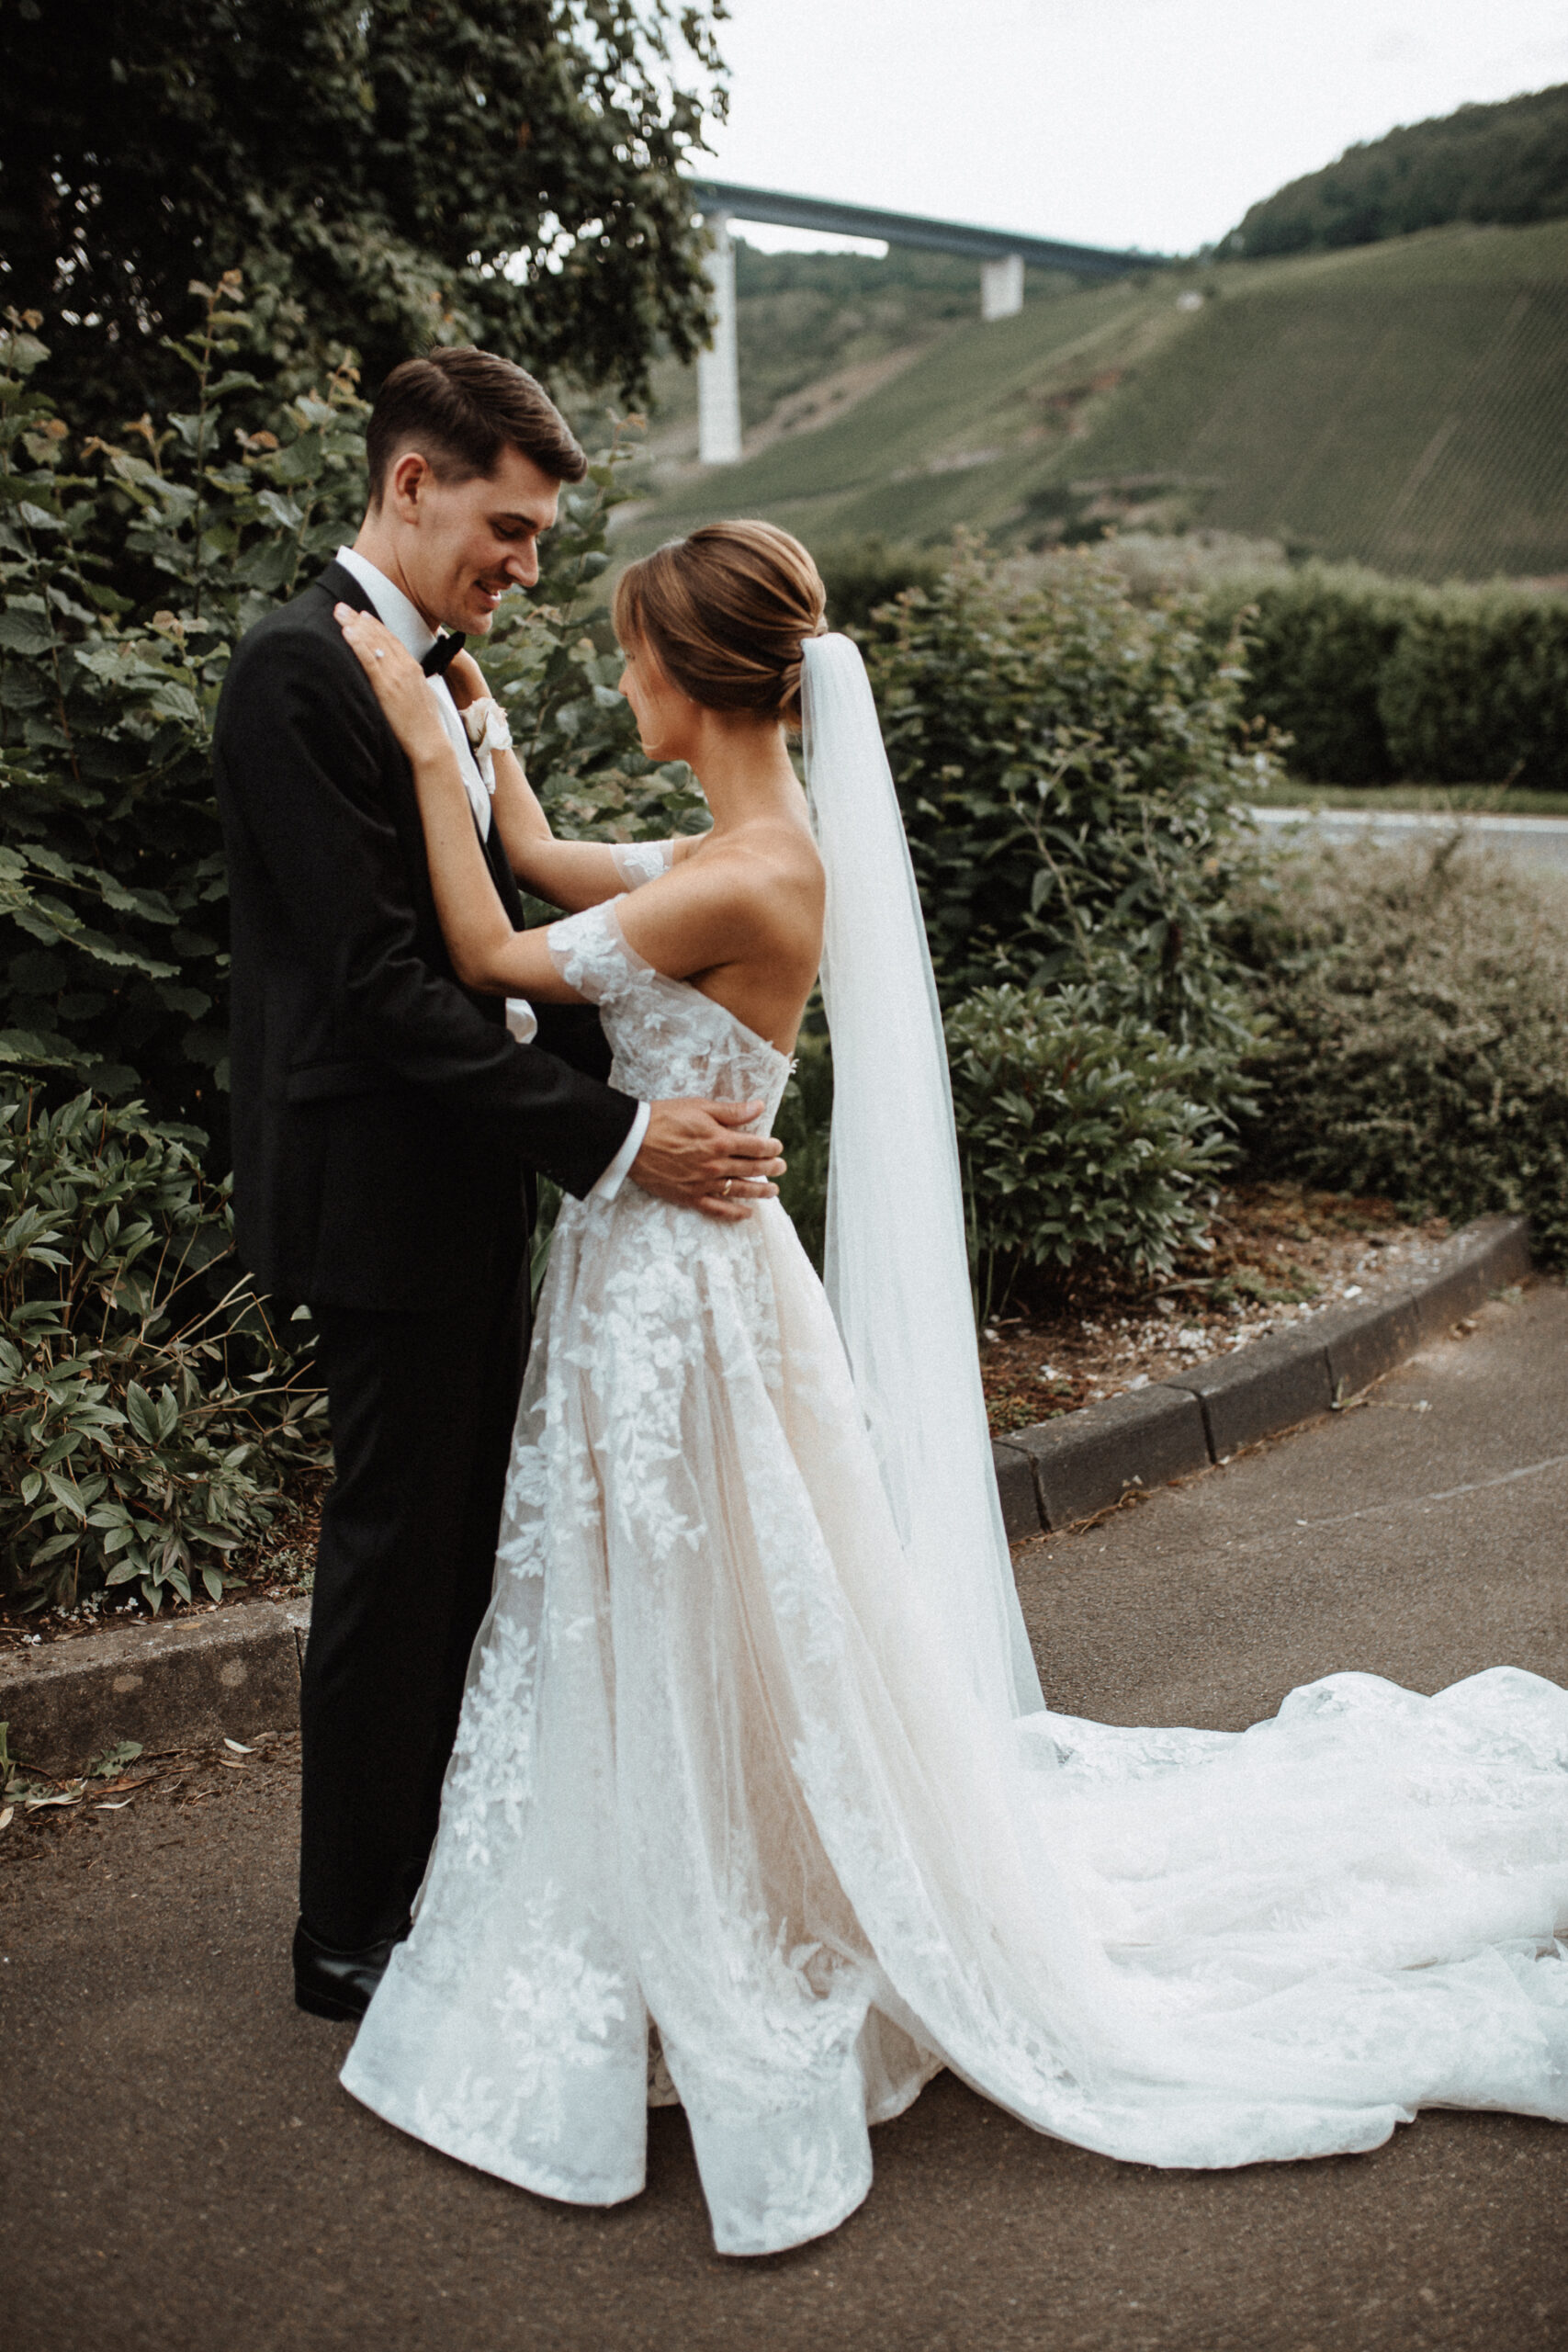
[612, 521, 827, 729]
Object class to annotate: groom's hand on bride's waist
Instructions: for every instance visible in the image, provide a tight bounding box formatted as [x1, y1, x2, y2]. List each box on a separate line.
[631, 1101, 784, 1222]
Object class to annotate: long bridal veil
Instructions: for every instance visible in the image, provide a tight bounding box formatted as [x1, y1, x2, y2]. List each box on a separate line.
[801, 633, 1043, 1722]
[800, 629, 1568, 2171]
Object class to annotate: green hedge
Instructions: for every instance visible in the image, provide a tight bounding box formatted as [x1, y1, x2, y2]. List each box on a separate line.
[946, 986, 1229, 1302]
[1211, 569, 1568, 788]
[1378, 589, 1568, 789]
[814, 538, 947, 638]
[1234, 838, 1568, 1262]
[1206, 568, 1417, 784]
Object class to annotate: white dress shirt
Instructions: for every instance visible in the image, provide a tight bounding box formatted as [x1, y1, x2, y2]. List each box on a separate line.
[334, 546, 649, 1199]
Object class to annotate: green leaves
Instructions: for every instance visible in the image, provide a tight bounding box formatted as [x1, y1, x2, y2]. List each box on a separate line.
[124, 1381, 178, 1447]
[0, 607, 56, 655]
[0, 1082, 328, 1614]
[6, 2, 727, 421]
[946, 985, 1231, 1297]
[0, 298, 373, 1128]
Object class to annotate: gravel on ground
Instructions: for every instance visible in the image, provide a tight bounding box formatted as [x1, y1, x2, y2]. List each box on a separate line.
[981, 1182, 1456, 1435]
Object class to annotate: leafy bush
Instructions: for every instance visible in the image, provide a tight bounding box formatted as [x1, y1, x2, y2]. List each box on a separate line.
[867, 541, 1270, 1104]
[1206, 567, 1417, 784]
[1377, 587, 1568, 789]
[945, 986, 1230, 1304]
[0, 1084, 326, 1612]
[0, 288, 371, 1131]
[767, 547, 1272, 1290]
[4, 0, 727, 422]
[1235, 838, 1568, 1261]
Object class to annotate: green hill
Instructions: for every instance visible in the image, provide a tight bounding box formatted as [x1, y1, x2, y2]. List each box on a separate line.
[622, 219, 1568, 582]
[1225, 83, 1568, 257]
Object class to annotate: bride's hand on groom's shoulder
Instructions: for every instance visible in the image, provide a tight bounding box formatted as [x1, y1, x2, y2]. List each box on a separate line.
[334, 604, 449, 767]
[633, 1099, 785, 1223]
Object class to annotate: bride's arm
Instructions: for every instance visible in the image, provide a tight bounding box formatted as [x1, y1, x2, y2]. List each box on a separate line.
[333, 605, 582, 1001]
[446, 650, 701, 910]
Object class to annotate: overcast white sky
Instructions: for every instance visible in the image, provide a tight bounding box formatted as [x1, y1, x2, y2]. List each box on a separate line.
[695, 0, 1568, 256]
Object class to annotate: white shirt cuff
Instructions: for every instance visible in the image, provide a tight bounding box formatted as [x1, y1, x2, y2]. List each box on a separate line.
[591, 1101, 649, 1202]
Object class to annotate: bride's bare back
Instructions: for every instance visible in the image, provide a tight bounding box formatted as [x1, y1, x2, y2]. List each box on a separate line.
[609, 800, 823, 1060]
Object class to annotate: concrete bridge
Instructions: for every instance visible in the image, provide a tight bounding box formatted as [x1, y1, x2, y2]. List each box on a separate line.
[683, 178, 1166, 464]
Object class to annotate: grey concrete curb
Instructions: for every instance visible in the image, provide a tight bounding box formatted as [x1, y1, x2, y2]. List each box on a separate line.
[2, 1598, 310, 1777]
[992, 1212, 1530, 1541]
[1, 1215, 1532, 1771]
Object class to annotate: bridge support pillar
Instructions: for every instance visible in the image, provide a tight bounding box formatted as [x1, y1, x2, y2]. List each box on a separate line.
[980, 253, 1024, 321]
[697, 212, 742, 465]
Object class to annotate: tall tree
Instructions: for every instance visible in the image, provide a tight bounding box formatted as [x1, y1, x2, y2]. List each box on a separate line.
[0, 0, 728, 416]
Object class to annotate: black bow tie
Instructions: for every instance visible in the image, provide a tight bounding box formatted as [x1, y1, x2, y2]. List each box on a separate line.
[421, 632, 466, 678]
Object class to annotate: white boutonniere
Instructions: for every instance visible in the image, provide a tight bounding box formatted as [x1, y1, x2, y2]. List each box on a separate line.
[460, 695, 513, 796]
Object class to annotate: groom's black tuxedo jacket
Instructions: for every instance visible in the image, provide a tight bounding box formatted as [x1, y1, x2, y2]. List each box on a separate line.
[213, 559, 638, 1313]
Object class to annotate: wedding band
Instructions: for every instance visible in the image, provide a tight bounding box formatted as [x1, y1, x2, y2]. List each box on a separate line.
[722, 1179, 734, 1198]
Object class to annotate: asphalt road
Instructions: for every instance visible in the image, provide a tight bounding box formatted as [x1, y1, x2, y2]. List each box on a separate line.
[5, 1283, 1567, 2352]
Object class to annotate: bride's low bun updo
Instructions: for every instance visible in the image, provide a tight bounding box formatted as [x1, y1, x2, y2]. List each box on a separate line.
[612, 520, 828, 729]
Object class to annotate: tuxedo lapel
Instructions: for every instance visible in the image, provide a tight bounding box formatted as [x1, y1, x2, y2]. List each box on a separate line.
[315, 557, 378, 616]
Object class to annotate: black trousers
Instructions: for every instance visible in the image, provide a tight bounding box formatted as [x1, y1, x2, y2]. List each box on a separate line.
[299, 1240, 529, 1950]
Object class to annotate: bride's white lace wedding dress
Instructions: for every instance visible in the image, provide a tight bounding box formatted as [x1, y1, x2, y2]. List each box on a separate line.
[341, 882, 1568, 2256]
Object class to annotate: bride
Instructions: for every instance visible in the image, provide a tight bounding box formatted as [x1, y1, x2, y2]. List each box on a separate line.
[332, 520, 1568, 2258]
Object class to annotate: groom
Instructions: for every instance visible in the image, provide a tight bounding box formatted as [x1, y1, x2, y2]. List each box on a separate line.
[213, 347, 783, 2020]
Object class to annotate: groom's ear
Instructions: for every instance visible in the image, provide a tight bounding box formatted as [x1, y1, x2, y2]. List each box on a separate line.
[379, 447, 439, 521]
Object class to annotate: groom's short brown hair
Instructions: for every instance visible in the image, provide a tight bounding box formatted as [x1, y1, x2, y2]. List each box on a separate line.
[367, 347, 588, 504]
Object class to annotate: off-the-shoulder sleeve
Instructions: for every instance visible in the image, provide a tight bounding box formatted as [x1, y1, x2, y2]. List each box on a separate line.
[610, 839, 675, 890]
[547, 899, 651, 1006]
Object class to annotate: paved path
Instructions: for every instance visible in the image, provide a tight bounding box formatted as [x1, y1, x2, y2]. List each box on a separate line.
[5, 1285, 1567, 2352]
[1250, 804, 1568, 880]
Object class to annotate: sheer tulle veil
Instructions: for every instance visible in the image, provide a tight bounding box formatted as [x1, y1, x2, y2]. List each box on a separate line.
[800, 633, 1043, 1720]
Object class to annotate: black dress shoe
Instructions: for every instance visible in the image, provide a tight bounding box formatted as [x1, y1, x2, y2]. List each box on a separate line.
[292, 1918, 408, 2021]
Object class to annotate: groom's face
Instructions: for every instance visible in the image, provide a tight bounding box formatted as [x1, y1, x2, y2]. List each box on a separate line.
[386, 443, 563, 635]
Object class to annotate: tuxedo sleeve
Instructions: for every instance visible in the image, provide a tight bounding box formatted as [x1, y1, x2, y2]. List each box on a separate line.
[217, 625, 638, 1197]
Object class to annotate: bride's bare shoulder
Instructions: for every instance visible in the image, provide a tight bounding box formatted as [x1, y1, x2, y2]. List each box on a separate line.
[711, 827, 823, 961]
[699, 823, 822, 907]
[616, 821, 820, 975]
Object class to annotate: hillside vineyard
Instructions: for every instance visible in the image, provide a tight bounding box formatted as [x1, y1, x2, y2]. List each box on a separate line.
[635, 219, 1568, 584]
